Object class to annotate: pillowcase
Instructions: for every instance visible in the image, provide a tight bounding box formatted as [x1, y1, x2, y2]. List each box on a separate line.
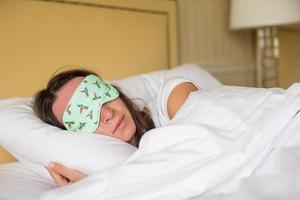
[0, 64, 220, 181]
[111, 63, 221, 109]
[0, 98, 137, 181]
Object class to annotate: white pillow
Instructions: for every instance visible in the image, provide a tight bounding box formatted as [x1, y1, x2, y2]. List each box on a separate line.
[112, 63, 221, 108]
[0, 98, 137, 181]
[0, 64, 220, 181]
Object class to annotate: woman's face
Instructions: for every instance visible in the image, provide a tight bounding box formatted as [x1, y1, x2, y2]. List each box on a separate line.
[52, 77, 137, 145]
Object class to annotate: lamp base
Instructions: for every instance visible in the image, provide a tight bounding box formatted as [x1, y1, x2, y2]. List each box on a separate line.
[256, 27, 280, 88]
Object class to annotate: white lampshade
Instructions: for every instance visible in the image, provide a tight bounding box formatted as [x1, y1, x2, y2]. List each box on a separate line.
[230, 0, 300, 30]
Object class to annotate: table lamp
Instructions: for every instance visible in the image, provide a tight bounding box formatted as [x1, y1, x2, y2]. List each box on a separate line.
[230, 0, 300, 87]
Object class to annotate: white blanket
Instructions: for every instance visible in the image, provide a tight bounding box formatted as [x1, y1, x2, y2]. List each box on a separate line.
[41, 84, 300, 200]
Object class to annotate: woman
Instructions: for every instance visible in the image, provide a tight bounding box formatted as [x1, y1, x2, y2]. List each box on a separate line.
[33, 68, 199, 187]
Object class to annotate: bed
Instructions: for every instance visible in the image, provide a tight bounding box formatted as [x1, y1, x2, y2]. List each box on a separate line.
[1, 1, 300, 200]
[2, 68, 300, 200]
[0, 63, 222, 199]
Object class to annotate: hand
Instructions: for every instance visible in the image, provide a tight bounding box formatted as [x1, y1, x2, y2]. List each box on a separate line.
[47, 162, 87, 187]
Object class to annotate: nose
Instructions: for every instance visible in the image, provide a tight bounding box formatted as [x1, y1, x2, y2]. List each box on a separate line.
[100, 105, 114, 124]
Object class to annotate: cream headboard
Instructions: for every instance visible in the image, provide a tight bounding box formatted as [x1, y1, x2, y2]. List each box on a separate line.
[0, 0, 178, 163]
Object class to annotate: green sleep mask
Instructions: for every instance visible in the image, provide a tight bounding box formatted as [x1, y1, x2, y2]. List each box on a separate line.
[63, 75, 119, 133]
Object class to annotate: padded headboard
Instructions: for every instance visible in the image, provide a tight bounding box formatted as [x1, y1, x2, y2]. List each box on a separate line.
[0, 0, 178, 163]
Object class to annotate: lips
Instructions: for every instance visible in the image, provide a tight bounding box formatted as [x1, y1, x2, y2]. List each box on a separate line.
[113, 115, 125, 134]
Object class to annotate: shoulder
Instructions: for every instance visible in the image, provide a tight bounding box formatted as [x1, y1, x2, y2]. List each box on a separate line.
[167, 81, 198, 120]
[147, 77, 199, 127]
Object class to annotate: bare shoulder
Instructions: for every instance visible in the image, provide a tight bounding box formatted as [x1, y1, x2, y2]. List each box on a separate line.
[167, 82, 198, 120]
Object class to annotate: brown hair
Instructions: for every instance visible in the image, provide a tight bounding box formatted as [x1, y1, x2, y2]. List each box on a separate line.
[32, 68, 155, 147]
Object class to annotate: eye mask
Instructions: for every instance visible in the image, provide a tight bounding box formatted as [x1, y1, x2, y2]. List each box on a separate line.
[63, 75, 119, 133]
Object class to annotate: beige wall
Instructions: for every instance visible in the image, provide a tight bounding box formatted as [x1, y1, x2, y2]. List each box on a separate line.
[279, 27, 300, 88]
[178, 0, 255, 86]
[177, 0, 300, 88]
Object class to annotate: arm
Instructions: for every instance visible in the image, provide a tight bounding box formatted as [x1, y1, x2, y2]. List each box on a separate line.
[167, 82, 198, 120]
[47, 162, 87, 187]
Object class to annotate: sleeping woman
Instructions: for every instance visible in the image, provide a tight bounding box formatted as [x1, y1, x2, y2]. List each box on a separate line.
[32, 68, 199, 187]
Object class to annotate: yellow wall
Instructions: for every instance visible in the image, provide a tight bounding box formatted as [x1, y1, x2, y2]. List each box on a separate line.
[0, 0, 178, 164]
[0, 0, 178, 98]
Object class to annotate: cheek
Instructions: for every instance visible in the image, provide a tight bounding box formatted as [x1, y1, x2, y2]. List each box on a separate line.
[124, 114, 137, 139]
[94, 119, 111, 135]
[113, 114, 136, 141]
[95, 125, 106, 135]
[128, 118, 136, 135]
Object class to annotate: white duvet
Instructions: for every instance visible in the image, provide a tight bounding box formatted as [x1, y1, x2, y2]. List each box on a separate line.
[41, 84, 300, 200]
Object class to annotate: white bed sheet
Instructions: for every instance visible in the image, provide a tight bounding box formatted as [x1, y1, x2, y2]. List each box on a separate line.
[0, 162, 55, 200]
[40, 84, 300, 200]
[192, 109, 300, 200]
[2, 83, 300, 200]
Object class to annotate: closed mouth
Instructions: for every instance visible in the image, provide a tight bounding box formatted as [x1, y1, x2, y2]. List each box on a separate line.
[113, 115, 125, 134]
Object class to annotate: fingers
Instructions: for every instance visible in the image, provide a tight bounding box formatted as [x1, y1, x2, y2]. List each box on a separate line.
[51, 162, 85, 182]
[47, 162, 87, 186]
[46, 164, 69, 187]
[49, 162, 76, 181]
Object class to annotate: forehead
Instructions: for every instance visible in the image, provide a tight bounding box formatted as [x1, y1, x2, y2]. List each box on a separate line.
[52, 76, 85, 123]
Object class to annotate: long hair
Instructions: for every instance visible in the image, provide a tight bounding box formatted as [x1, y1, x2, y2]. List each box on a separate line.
[32, 68, 155, 147]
